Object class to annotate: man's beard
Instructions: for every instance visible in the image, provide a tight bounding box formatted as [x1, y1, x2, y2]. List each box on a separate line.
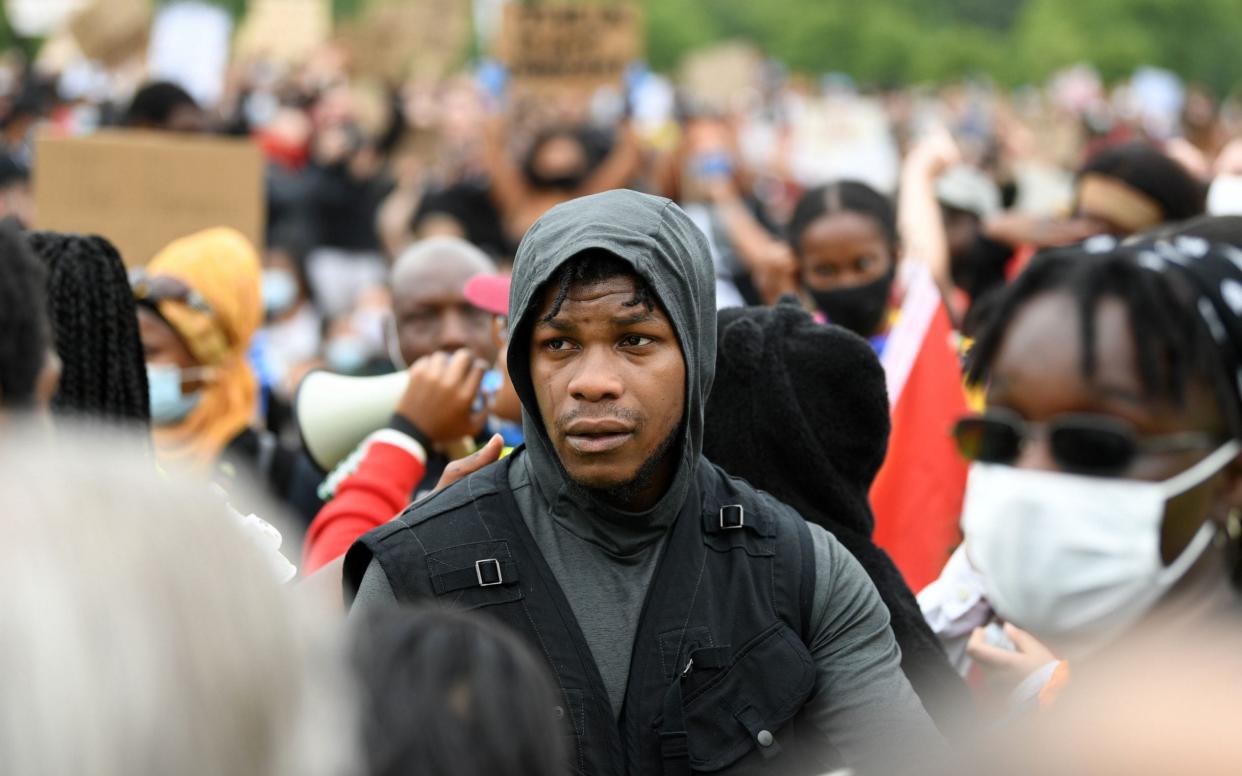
[571, 425, 682, 510]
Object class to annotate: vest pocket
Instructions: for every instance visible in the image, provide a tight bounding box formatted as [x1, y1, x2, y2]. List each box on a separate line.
[556, 687, 587, 738]
[679, 622, 816, 772]
[425, 539, 524, 610]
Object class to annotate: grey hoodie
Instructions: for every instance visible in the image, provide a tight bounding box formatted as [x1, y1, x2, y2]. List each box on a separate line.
[502, 191, 716, 715]
[353, 190, 945, 769]
[505, 189, 716, 533]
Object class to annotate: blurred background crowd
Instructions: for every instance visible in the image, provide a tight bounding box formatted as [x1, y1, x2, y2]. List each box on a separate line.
[7, 0, 1242, 774]
[5, 0, 1242, 539]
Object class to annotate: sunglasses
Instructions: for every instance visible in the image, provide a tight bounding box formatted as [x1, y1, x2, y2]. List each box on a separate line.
[952, 408, 1221, 476]
[130, 271, 215, 317]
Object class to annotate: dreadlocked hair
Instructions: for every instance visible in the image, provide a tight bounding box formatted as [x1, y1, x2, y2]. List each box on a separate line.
[28, 232, 150, 425]
[0, 219, 48, 409]
[1140, 214, 1242, 251]
[966, 244, 1242, 438]
[538, 249, 657, 323]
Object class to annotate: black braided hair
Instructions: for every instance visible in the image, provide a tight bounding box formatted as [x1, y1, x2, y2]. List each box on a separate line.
[0, 219, 48, 409]
[28, 232, 150, 425]
[538, 249, 656, 323]
[966, 244, 1242, 438]
[786, 180, 899, 260]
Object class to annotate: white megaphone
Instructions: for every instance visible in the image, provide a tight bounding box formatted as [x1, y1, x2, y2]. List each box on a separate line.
[296, 369, 410, 471]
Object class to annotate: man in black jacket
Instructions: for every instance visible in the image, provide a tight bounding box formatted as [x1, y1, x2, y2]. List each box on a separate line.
[345, 190, 944, 774]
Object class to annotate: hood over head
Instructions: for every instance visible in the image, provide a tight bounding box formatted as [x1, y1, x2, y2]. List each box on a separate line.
[704, 298, 890, 539]
[506, 190, 716, 529]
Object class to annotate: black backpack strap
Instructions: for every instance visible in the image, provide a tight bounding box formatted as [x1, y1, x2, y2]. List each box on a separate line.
[342, 456, 515, 605]
[792, 511, 816, 640]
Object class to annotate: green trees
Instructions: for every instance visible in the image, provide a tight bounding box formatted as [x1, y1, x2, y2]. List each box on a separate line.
[0, 0, 1233, 92]
[640, 0, 1242, 93]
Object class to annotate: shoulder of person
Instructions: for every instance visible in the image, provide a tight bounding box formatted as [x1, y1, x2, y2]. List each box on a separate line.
[701, 459, 859, 578]
[698, 459, 807, 533]
[374, 458, 507, 539]
[343, 457, 509, 597]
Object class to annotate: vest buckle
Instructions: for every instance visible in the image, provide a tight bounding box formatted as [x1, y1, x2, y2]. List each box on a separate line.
[719, 504, 746, 530]
[475, 558, 504, 587]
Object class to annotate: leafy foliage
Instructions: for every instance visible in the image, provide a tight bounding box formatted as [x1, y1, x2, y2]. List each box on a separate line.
[638, 0, 1242, 93]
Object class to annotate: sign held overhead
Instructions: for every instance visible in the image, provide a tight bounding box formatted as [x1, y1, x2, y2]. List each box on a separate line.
[34, 130, 266, 267]
[498, 4, 641, 95]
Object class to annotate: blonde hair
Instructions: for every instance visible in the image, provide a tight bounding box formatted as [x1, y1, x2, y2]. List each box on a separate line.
[0, 425, 358, 776]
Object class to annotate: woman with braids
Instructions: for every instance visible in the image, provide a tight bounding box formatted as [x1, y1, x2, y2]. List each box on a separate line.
[928, 235, 1242, 709]
[706, 177, 904, 340]
[29, 232, 149, 425]
[133, 227, 295, 500]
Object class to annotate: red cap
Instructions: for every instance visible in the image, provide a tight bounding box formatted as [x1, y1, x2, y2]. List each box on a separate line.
[464, 273, 511, 316]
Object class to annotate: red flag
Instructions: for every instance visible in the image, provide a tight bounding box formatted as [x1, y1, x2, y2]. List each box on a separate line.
[871, 265, 969, 592]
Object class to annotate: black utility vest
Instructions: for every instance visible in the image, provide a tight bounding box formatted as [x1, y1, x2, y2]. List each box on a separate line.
[345, 452, 835, 775]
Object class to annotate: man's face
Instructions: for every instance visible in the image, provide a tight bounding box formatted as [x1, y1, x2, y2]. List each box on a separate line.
[529, 273, 685, 507]
[392, 265, 497, 365]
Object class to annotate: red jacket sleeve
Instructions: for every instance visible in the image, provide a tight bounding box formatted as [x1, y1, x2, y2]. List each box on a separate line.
[301, 432, 426, 574]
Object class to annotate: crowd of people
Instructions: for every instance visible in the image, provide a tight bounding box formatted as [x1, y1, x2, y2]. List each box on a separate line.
[6, 26, 1242, 776]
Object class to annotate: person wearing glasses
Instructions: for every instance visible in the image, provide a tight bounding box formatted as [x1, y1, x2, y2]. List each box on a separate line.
[133, 228, 291, 496]
[922, 234, 1242, 708]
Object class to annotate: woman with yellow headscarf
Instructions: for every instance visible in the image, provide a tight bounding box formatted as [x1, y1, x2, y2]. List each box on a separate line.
[134, 228, 265, 477]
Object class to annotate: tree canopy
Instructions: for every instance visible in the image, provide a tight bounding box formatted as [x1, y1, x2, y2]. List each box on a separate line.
[642, 0, 1242, 94]
[0, 0, 1236, 95]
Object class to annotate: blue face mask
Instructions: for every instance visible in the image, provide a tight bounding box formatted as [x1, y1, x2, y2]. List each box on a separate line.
[325, 336, 370, 375]
[147, 363, 204, 425]
[262, 268, 299, 317]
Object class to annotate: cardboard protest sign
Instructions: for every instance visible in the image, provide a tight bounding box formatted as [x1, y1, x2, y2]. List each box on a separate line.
[498, 3, 641, 95]
[339, 0, 472, 82]
[678, 41, 762, 114]
[789, 96, 900, 193]
[34, 130, 266, 267]
[68, 0, 151, 67]
[235, 0, 332, 65]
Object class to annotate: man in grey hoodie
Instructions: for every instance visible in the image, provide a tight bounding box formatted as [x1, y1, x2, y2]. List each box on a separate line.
[345, 190, 945, 775]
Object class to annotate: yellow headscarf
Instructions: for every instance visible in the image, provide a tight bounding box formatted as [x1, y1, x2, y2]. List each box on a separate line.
[146, 227, 262, 470]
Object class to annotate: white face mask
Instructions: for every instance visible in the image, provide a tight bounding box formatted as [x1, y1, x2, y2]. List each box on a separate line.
[962, 440, 1241, 660]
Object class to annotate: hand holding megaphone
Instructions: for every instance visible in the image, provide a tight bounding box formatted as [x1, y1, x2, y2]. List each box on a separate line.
[397, 349, 488, 445]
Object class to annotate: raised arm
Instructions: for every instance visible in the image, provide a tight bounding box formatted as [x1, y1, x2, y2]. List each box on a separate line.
[801, 523, 949, 771]
[482, 114, 533, 219]
[898, 130, 960, 302]
[579, 120, 643, 195]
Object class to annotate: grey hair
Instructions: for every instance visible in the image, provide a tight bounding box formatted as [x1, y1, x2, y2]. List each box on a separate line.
[0, 424, 359, 776]
[390, 235, 495, 288]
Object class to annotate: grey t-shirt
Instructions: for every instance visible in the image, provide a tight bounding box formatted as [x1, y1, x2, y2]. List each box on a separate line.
[352, 458, 943, 769]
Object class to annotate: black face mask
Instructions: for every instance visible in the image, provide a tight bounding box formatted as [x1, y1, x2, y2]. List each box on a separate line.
[526, 169, 586, 191]
[806, 268, 895, 337]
